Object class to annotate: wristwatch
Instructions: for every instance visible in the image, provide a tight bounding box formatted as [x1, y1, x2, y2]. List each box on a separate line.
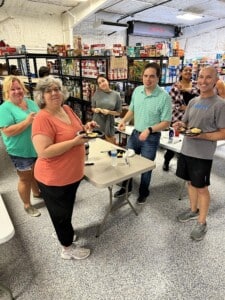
[148, 127, 153, 134]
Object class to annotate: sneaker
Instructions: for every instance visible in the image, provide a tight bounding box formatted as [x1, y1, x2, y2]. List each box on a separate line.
[52, 232, 77, 243]
[24, 206, 41, 217]
[61, 246, 90, 260]
[136, 195, 146, 205]
[114, 188, 131, 198]
[177, 209, 199, 223]
[190, 222, 207, 241]
[163, 162, 169, 171]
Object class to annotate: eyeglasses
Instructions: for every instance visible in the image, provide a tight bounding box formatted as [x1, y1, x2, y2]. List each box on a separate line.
[44, 87, 61, 94]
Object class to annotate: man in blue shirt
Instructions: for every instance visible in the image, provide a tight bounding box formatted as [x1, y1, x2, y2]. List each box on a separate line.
[114, 62, 172, 204]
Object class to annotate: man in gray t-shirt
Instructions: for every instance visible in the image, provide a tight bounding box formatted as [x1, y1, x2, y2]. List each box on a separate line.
[173, 66, 225, 241]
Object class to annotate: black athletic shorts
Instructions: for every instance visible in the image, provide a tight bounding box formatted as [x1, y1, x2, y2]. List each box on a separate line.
[176, 153, 212, 188]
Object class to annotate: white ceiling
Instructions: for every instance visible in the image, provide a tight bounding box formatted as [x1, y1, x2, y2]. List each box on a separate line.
[0, 0, 81, 17]
[1, 0, 225, 35]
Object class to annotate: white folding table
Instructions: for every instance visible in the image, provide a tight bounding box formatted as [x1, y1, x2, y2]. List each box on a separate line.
[159, 131, 225, 199]
[84, 138, 156, 236]
[116, 127, 225, 200]
[0, 195, 15, 299]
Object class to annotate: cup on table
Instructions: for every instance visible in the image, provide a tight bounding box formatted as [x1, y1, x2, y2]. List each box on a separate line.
[174, 128, 180, 137]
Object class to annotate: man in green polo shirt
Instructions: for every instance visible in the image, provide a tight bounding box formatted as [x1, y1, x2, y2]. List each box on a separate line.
[114, 62, 172, 204]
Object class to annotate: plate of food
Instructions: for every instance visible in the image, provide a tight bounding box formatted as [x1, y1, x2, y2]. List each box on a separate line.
[108, 149, 126, 158]
[77, 129, 104, 139]
[179, 127, 202, 136]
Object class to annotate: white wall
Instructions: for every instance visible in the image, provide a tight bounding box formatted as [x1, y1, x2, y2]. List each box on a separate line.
[77, 30, 170, 50]
[128, 35, 167, 46]
[176, 20, 225, 60]
[1, 11, 225, 61]
[0, 13, 64, 52]
[73, 31, 126, 49]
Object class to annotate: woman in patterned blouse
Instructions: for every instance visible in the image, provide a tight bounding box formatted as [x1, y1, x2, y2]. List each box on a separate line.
[163, 65, 200, 171]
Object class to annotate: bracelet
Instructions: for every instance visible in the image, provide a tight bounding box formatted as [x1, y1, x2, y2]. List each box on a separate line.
[148, 127, 153, 134]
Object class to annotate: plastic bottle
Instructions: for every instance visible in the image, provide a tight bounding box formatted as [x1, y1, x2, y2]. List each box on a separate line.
[111, 149, 117, 166]
[168, 128, 174, 143]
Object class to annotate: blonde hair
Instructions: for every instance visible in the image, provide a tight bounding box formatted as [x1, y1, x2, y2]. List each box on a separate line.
[3, 75, 28, 100]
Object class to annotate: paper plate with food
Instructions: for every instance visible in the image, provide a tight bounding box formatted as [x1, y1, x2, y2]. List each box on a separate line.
[108, 149, 126, 158]
[77, 129, 104, 139]
[179, 127, 202, 136]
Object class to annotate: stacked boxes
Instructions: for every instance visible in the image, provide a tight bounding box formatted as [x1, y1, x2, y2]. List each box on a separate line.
[90, 44, 105, 56]
[108, 56, 128, 80]
[81, 59, 106, 78]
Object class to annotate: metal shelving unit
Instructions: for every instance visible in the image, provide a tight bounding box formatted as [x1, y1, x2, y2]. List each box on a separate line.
[0, 54, 184, 121]
[0, 53, 60, 100]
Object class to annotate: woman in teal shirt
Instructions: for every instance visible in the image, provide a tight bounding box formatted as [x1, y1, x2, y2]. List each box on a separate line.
[0, 76, 41, 217]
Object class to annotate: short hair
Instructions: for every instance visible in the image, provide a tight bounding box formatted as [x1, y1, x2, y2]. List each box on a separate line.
[38, 66, 50, 78]
[3, 75, 28, 100]
[201, 65, 218, 78]
[143, 62, 161, 78]
[9, 65, 20, 75]
[34, 75, 69, 108]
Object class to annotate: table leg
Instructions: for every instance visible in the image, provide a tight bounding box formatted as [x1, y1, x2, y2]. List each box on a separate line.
[96, 182, 138, 237]
[96, 186, 114, 237]
[124, 180, 138, 216]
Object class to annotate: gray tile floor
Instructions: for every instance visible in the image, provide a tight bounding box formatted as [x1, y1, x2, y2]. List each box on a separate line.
[1, 136, 225, 300]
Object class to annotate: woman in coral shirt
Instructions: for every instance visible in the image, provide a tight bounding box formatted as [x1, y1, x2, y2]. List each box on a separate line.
[32, 76, 97, 261]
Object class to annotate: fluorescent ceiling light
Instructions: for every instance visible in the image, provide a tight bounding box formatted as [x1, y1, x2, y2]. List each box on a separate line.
[176, 13, 203, 20]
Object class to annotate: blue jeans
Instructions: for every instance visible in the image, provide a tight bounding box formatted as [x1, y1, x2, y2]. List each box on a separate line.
[124, 129, 160, 197]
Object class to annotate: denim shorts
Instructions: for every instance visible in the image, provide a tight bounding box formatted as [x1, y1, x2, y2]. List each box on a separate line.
[9, 155, 36, 171]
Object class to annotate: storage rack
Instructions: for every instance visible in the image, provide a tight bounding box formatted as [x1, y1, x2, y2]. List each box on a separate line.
[59, 55, 128, 122]
[0, 53, 184, 122]
[0, 53, 60, 99]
